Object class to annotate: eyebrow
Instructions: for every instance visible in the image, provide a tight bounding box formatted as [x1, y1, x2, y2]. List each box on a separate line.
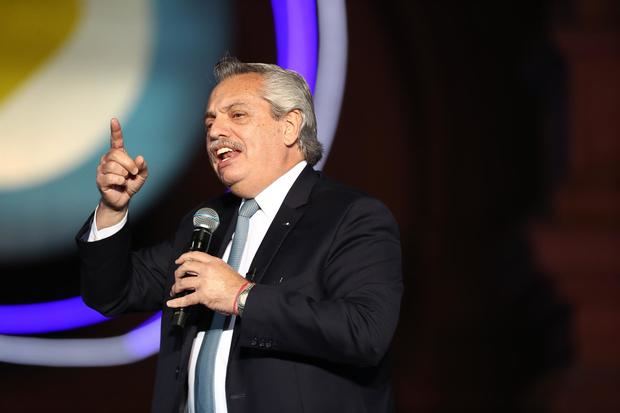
[205, 101, 249, 119]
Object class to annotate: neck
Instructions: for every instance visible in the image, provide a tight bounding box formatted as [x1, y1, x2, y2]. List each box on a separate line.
[231, 158, 305, 198]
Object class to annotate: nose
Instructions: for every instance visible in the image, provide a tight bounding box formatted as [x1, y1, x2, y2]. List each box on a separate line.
[206, 115, 229, 142]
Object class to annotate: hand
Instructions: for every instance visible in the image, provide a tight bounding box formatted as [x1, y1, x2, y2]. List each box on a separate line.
[167, 251, 248, 314]
[95, 118, 148, 227]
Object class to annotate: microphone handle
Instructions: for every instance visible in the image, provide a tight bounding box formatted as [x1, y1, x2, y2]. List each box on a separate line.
[171, 228, 213, 328]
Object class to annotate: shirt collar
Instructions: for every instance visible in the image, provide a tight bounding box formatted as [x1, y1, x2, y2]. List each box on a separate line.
[248, 161, 307, 220]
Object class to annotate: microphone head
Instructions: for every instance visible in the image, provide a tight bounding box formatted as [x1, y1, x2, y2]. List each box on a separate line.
[193, 208, 220, 232]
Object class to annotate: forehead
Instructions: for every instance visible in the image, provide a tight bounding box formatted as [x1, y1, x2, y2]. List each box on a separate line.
[208, 73, 265, 109]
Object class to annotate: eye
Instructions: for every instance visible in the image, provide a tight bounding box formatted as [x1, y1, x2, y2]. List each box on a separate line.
[231, 111, 246, 119]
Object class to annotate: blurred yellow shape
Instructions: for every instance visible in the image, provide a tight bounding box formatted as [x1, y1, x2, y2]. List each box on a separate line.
[0, 0, 80, 104]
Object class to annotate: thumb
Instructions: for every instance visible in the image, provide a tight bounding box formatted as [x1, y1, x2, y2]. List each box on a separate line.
[135, 155, 149, 178]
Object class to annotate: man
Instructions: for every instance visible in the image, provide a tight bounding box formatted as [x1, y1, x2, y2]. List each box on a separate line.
[78, 57, 403, 413]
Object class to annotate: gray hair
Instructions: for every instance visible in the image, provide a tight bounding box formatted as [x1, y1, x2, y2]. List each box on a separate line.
[213, 56, 323, 166]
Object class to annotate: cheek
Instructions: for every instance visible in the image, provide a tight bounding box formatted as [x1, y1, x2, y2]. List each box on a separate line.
[205, 145, 216, 165]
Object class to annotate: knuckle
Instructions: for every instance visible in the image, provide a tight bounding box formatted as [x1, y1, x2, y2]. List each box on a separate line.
[107, 150, 123, 162]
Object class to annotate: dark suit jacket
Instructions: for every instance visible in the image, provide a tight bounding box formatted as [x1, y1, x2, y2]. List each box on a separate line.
[78, 166, 403, 413]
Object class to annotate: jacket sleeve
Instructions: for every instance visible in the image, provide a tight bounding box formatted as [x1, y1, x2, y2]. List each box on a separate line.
[76, 215, 176, 317]
[238, 197, 403, 367]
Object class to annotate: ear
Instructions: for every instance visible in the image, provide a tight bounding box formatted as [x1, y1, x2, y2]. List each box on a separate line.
[282, 109, 303, 147]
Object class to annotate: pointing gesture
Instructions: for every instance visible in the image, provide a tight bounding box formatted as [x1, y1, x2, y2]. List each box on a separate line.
[95, 118, 149, 228]
[110, 118, 126, 150]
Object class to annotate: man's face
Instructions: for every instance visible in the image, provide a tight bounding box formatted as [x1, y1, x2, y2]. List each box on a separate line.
[205, 73, 297, 198]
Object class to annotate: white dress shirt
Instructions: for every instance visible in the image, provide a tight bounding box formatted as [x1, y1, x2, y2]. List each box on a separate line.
[88, 207, 128, 241]
[88, 161, 307, 413]
[187, 160, 306, 412]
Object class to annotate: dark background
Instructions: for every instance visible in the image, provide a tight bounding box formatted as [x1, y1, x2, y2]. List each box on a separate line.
[2, 1, 619, 411]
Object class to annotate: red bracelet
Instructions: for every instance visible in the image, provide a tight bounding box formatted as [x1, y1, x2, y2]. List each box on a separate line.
[233, 281, 251, 315]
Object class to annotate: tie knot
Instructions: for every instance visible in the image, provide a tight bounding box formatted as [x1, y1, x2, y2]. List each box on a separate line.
[239, 198, 260, 218]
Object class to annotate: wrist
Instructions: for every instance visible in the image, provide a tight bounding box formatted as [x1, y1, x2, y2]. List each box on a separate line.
[96, 200, 128, 229]
[233, 281, 255, 316]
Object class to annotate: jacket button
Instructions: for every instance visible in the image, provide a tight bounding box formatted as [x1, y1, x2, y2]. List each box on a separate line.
[250, 337, 258, 346]
[265, 341, 272, 349]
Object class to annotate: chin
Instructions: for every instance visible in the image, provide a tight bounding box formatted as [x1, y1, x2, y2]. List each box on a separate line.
[219, 174, 242, 193]
[227, 185, 248, 198]
[216, 168, 236, 185]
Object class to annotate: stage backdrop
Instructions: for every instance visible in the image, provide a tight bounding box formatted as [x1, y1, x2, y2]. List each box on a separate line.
[2, 1, 616, 412]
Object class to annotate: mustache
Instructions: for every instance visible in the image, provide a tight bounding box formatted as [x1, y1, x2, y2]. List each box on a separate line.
[207, 138, 244, 153]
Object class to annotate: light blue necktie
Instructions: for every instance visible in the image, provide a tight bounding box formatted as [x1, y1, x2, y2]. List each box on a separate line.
[194, 198, 260, 413]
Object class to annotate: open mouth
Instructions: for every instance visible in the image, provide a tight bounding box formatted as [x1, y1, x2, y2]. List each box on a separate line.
[215, 146, 240, 165]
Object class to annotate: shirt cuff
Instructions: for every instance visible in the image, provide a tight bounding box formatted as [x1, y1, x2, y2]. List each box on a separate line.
[87, 205, 128, 242]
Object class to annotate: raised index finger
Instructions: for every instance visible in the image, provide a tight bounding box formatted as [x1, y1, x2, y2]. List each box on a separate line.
[110, 118, 125, 150]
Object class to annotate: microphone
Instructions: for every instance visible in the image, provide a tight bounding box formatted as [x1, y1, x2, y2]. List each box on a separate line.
[171, 207, 220, 328]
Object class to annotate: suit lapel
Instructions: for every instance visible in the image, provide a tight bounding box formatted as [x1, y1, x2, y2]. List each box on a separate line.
[249, 165, 319, 284]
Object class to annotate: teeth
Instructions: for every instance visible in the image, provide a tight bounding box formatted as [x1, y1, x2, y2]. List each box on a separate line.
[216, 147, 233, 156]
